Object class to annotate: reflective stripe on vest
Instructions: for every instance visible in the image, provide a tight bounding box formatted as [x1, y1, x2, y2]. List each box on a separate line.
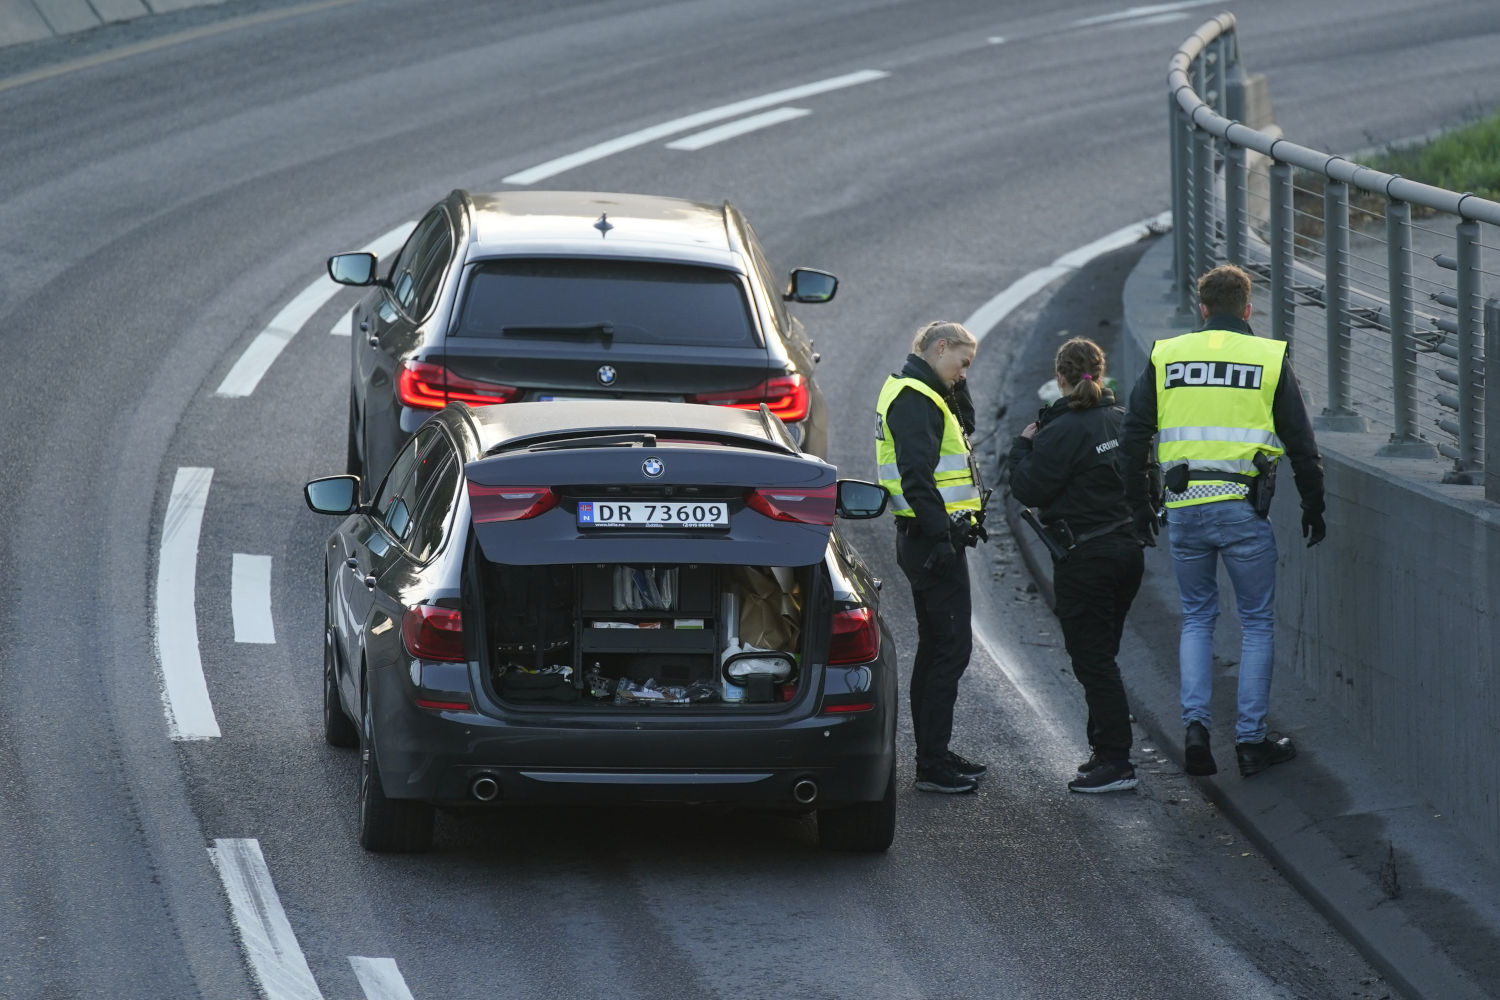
[874, 375, 982, 518]
[1152, 328, 1286, 507]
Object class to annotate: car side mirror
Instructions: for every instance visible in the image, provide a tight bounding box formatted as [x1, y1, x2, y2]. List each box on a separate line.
[304, 475, 361, 515]
[835, 480, 888, 519]
[327, 252, 380, 287]
[785, 267, 838, 304]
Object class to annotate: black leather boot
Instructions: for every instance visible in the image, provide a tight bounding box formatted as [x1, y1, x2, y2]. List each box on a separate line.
[1236, 736, 1296, 777]
[1184, 720, 1217, 776]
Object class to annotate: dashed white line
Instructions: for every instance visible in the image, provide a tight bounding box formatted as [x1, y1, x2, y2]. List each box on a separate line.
[350, 957, 417, 1000]
[502, 68, 889, 185]
[232, 554, 276, 644]
[208, 838, 325, 1000]
[1071, 0, 1217, 28]
[965, 212, 1171, 342]
[155, 467, 221, 741]
[666, 107, 811, 151]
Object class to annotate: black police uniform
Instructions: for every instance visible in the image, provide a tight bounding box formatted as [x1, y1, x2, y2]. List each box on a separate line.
[1006, 387, 1143, 761]
[886, 354, 980, 771]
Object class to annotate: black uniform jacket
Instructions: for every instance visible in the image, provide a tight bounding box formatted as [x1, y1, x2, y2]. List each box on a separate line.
[1118, 314, 1325, 514]
[1007, 389, 1134, 538]
[885, 354, 975, 566]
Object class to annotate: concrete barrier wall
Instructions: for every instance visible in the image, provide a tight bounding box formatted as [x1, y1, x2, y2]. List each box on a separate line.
[0, 0, 229, 49]
[1123, 237, 1500, 852]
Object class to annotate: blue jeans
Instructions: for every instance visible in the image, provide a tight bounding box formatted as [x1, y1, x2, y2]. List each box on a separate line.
[1166, 499, 1278, 743]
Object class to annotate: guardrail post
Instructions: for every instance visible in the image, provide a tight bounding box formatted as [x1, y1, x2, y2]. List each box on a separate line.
[1193, 125, 1216, 279]
[1442, 220, 1482, 483]
[1318, 181, 1364, 430]
[1269, 161, 1295, 347]
[1225, 144, 1247, 264]
[1487, 297, 1500, 502]
[1377, 200, 1436, 457]
[1170, 97, 1193, 312]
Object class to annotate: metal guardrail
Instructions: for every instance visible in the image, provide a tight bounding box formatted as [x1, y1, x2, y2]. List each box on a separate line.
[1168, 12, 1500, 500]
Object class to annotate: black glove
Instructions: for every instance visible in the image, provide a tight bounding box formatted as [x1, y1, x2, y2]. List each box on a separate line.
[923, 538, 957, 572]
[968, 521, 989, 545]
[1132, 506, 1160, 547]
[1302, 509, 1326, 547]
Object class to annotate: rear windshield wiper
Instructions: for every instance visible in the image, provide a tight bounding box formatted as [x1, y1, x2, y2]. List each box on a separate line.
[500, 322, 614, 339]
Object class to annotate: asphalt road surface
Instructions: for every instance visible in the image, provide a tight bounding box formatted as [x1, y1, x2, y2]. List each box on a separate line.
[4, 1, 1498, 997]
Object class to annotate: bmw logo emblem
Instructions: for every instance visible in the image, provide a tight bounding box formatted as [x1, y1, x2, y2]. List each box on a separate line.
[597, 365, 617, 386]
[642, 457, 664, 478]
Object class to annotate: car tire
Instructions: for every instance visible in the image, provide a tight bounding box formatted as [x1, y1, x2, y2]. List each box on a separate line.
[816, 760, 896, 852]
[322, 607, 358, 749]
[358, 681, 435, 853]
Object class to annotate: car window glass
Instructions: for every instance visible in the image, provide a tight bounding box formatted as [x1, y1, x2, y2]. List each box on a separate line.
[373, 426, 436, 535]
[408, 452, 460, 561]
[389, 209, 449, 317]
[738, 217, 790, 330]
[411, 226, 454, 318]
[454, 259, 759, 347]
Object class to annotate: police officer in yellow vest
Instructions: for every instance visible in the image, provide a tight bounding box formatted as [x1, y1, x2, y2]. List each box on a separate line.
[1121, 264, 1325, 780]
[875, 320, 988, 794]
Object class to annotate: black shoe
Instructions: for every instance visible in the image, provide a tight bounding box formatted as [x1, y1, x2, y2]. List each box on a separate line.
[1068, 757, 1138, 794]
[1185, 721, 1217, 776]
[914, 763, 979, 794]
[1077, 751, 1105, 775]
[944, 750, 987, 780]
[1236, 736, 1296, 777]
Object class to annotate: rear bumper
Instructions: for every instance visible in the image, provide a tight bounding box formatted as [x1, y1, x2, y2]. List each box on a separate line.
[370, 672, 895, 809]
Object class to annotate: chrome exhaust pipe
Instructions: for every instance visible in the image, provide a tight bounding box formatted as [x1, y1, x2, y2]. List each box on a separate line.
[470, 774, 500, 802]
[792, 779, 819, 805]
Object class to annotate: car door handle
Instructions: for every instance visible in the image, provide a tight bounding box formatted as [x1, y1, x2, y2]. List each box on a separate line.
[345, 558, 358, 569]
[359, 318, 370, 333]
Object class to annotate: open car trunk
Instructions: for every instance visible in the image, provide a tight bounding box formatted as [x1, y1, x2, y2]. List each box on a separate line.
[473, 560, 819, 710]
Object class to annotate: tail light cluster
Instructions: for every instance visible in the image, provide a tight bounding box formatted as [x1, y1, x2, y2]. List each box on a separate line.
[687, 373, 809, 423]
[828, 607, 879, 664]
[467, 483, 559, 522]
[744, 484, 836, 525]
[401, 604, 465, 662]
[399, 360, 521, 410]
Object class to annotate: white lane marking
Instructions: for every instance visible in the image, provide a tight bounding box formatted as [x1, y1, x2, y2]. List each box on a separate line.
[1112, 12, 1190, 27]
[209, 839, 325, 1000]
[218, 222, 414, 384]
[502, 68, 889, 184]
[1072, 0, 1217, 28]
[350, 957, 417, 1000]
[156, 467, 221, 741]
[232, 554, 276, 644]
[330, 305, 356, 337]
[666, 107, 811, 151]
[965, 211, 1171, 341]
[987, 36, 1007, 44]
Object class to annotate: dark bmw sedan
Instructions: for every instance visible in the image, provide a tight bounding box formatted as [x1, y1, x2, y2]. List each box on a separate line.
[326, 189, 838, 490]
[304, 400, 896, 853]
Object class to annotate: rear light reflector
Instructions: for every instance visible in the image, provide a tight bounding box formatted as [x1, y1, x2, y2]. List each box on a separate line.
[822, 702, 874, 714]
[828, 606, 879, 664]
[398, 360, 521, 410]
[745, 483, 836, 525]
[415, 698, 471, 711]
[687, 373, 810, 423]
[467, 483, 559, 522]
[401, 605, 466, 662]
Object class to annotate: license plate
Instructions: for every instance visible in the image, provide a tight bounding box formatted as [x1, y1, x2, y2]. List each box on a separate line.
[577, 500, 729, 529]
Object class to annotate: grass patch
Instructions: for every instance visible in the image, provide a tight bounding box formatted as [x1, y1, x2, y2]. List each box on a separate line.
[1363, 112, 1500, 200]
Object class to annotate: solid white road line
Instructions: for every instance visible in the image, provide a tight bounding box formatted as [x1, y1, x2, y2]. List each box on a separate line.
[156, 467, 221, 741]
[330, 305, 356, 337]
[208, 839, 325, 1000]
[666, 107, 811, 151]
[232, 554, 276, 644]
[502, 69, 889, 185]
[350, 958, 417, 1000]
[1072, 0, 1218, 29]
[965, 211, 1171, 341]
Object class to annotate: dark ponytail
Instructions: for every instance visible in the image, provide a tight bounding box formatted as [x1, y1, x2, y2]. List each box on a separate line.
[1055, 337, 1106, 410]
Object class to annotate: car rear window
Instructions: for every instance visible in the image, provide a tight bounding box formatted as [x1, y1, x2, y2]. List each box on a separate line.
[454, 259, 758, 347]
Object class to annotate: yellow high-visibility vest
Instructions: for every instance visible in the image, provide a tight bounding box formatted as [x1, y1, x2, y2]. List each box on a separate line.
[874, 376, 982, 518]
[1152, 328, 1286, 507]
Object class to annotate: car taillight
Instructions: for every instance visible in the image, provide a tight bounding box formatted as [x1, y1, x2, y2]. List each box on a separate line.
[745, 483, 836, 525]
[398, 360, 521, 409]
[401, 605, 465, 662]
[828, 606, 879, 664]
[687, 373, 810, 423]
[467, 482, 559, 522]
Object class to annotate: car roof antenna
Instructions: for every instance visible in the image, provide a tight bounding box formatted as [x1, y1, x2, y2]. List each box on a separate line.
[594, 212, 613, 237]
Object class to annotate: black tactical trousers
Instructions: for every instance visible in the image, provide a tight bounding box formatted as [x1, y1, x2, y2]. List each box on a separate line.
[1051, 531, 1144, 758]
[897, 532, 973, 769]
